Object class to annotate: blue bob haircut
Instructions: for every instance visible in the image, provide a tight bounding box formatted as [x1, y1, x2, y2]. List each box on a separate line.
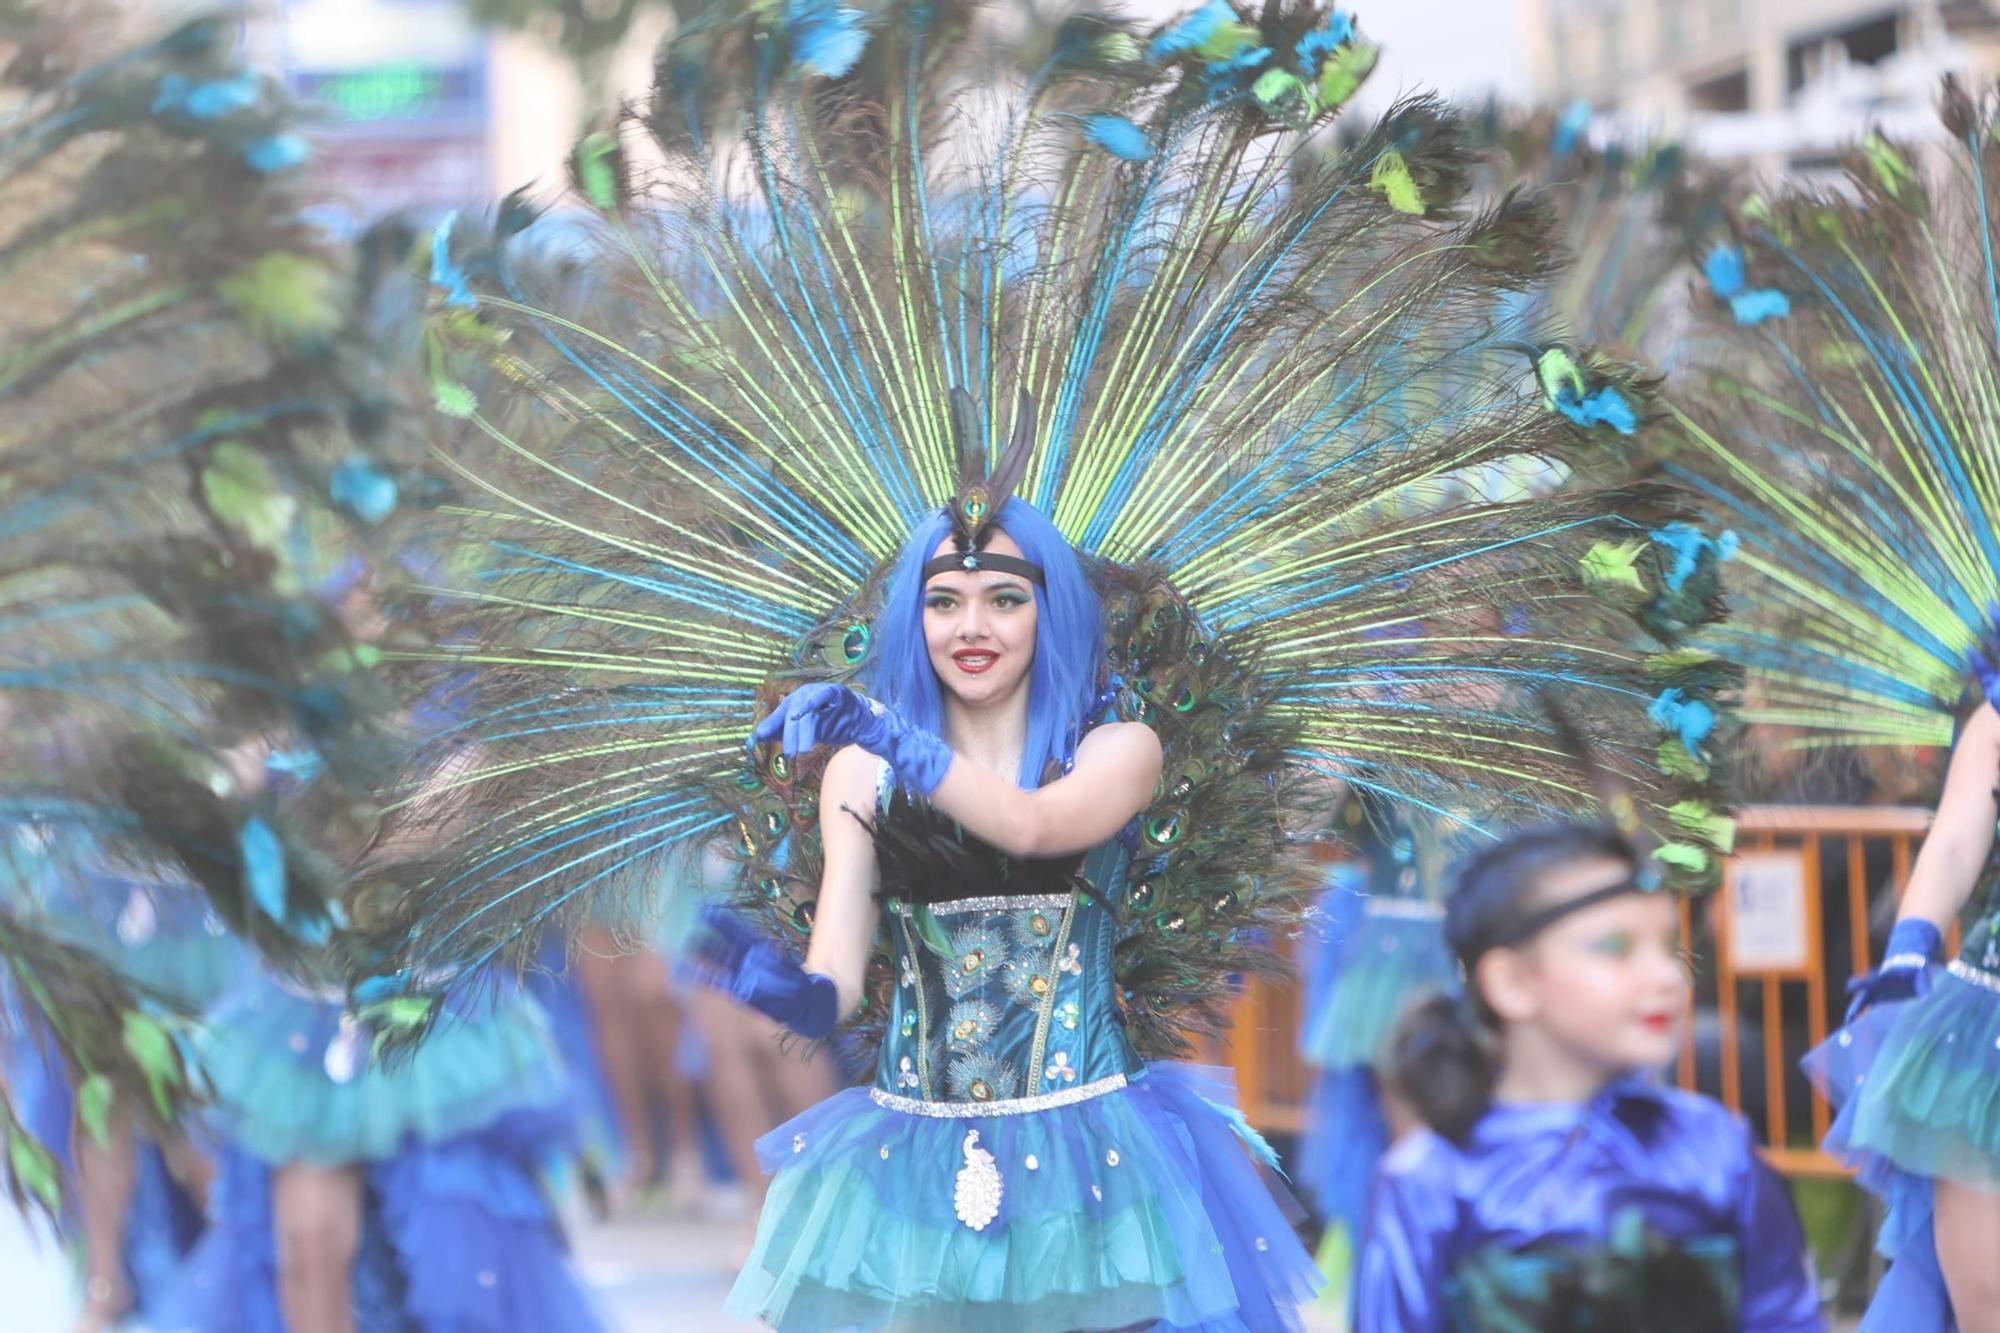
[868, 498, 1103, 788]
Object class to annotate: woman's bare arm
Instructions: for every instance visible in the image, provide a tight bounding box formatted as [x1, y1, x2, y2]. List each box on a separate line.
[800, 744, 884, 1013]
[924, 721, 1163, 859]
[1899, 702, 2000, 928]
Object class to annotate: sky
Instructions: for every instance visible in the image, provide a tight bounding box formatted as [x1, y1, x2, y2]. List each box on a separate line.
[1351, 0, 1534, 108]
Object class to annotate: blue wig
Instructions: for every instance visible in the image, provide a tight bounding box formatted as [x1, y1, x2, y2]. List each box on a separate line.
[868, 499, 1102, 788]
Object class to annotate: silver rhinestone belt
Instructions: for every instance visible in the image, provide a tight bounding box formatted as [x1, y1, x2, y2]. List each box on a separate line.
[869, 1072, 1127, 1118]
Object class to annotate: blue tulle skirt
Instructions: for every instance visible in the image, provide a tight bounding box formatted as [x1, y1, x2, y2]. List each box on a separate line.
[1802, 969, 1985, 1331]
[726, 1062, 1321, 1332]
[154, 1106, 603, 1333]
[195, 976, 573, 1166]
[1807, 963, 2000, 1192]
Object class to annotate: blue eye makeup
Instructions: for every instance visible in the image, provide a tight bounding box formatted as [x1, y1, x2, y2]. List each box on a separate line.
[1586, 931, 1635, 958]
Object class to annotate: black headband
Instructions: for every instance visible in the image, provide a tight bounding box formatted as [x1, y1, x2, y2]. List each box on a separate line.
[920, 546, 1045, 586]
[1464, 876, 1646, 961]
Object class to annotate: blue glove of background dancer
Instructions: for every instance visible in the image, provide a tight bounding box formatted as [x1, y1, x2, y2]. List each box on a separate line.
[686, 904, 840, 1039]
[750, 682, 954, 796]
[1844, 918, 1943, 1023]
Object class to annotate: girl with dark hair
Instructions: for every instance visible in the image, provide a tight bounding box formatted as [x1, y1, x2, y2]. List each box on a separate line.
[1356, 823, 1823, 1333]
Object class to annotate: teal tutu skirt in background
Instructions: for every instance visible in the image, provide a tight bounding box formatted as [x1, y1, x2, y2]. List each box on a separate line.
[1801, 958, 1987, 1330]
[727, 1062, 1321, 1332]
[37, 874, 246, 1012]
[196, 976, 573, 1166]
[1815, 959, 2000, 1190]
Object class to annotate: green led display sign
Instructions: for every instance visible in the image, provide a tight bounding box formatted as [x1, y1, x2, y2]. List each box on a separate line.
[318, 65, 446, 121]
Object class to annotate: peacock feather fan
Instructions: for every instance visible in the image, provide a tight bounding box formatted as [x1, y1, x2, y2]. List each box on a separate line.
[368, 0, 1735, 1054]
[1475, 102, 1728, 365]
[1668, 77, 2000, 766]
[0, 3, 434, 1212]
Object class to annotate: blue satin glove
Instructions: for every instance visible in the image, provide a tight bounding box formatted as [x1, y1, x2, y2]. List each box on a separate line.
[1844, 918, 1942, 1023]
[685, 904, 840, 1039]
[750, 682, 953, 796]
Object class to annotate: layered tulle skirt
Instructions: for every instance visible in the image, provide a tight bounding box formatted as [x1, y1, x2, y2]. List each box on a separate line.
[1800, 957, 2000, 1331]
[1809, 960, 2000, 1189]
[160, 977, 602, 1332]
[195, 976, 573, 1166]
[35, 877, 246, 1012]
[154, 1106, 602, 1333]
[726, 1062, 1320, 1332]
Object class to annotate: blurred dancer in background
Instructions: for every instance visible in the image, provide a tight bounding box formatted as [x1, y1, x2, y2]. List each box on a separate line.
[1295, 797, 1452, 1316]
[1360, 820, 1821, 1332]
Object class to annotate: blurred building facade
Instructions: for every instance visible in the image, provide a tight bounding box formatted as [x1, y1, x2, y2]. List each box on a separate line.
[1517, 0, 2000, 161]
[104, 0, 659, 231]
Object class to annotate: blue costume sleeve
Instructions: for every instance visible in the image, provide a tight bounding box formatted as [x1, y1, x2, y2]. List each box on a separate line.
[1735, 1145, 1825, 1332]
[1353, 1142, 1451, 1333]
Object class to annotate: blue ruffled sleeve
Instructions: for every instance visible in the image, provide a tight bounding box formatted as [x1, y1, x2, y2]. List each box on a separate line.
[1353, 1135, 1453, 1333]
[1735, 1143, 1825, 1332]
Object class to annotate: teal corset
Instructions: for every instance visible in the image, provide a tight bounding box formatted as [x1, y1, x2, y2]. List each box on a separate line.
[872, 827, 1140, 1111]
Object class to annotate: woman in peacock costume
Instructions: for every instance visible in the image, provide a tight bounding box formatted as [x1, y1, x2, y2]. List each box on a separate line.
[1666, 79, 2000, 1332]
[0, 9, 602, 1331]
[377, 2, 1738, 1327]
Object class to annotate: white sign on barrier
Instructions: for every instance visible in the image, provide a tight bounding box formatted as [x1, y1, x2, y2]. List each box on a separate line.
[1728, 850, 1811, 974]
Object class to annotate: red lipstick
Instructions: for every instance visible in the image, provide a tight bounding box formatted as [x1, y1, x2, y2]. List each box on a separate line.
[951, 648, 998, 675]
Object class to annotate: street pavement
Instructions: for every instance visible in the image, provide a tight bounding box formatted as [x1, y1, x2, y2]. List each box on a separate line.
[0, 1188, 1358, 1332]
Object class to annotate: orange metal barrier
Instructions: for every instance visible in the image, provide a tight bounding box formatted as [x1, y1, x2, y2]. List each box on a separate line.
[1222, 805, 1936, 1176]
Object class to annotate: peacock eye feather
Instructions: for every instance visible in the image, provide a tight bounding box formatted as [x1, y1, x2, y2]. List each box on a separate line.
[1143, 813, 1184, 849]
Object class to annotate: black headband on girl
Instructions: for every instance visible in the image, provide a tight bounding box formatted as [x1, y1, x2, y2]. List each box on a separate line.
[1459, 874, 1645, 962]
[1442, 821, 1646, 970]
